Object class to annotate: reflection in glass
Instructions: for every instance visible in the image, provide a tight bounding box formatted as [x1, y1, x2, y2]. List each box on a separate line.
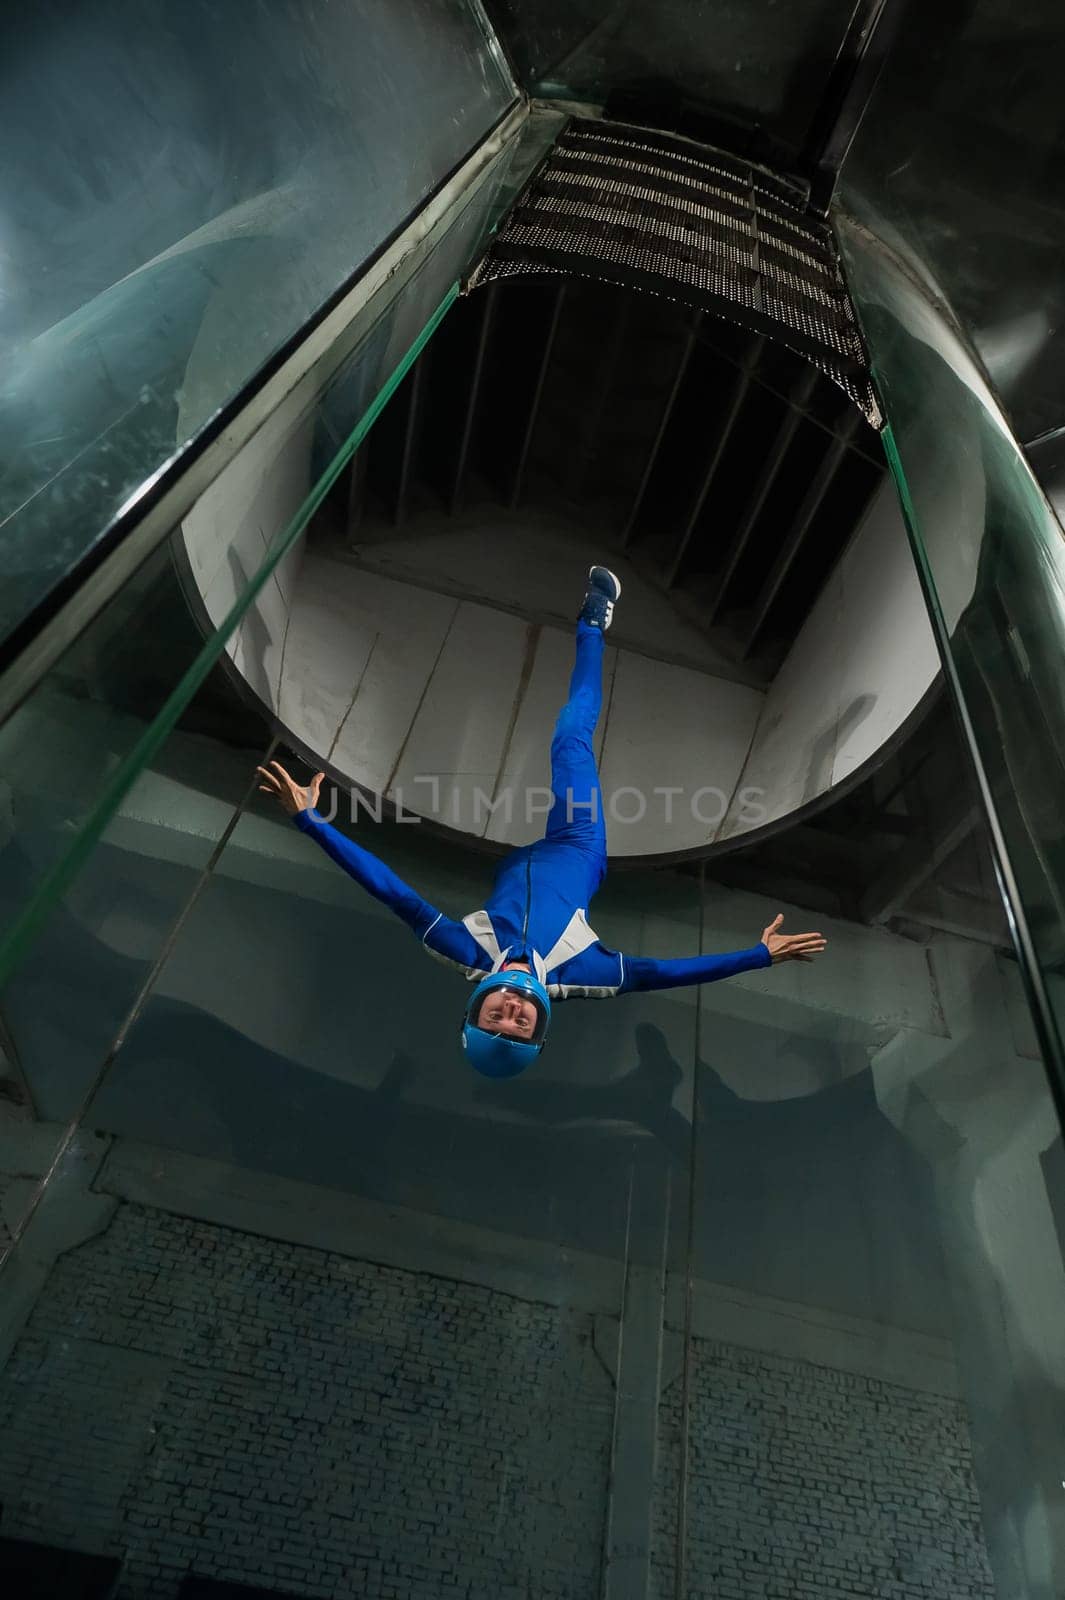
[670, 741, 1065, 1598]
[0, 103, 551, 998]
[835, 1, 1065, 444]
[0, 0, 515, 654]
[837, 213, 1065, 1084]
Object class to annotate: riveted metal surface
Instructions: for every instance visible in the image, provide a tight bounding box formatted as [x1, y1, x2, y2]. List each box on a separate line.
[470, 118, 881, 427]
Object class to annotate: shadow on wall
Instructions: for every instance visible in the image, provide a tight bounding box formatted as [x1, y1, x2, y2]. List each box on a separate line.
[801, 692, 877, 806]
[1, 816, 948, 1331]
[479, 1020, 951, 1334]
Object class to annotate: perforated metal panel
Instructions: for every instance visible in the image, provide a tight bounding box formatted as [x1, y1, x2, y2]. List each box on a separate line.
[469, 118, 881, 428]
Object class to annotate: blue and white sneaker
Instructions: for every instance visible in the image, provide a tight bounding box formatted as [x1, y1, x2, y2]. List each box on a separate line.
[577, 565, 622, 630]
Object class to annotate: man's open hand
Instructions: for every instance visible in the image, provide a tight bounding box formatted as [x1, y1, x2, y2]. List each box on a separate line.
[760, 913, 826, 964]
[255, 759, 325, 817]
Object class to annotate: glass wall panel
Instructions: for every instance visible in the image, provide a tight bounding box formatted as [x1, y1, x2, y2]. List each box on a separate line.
[821, 25, 1065, 1590]
[0, 0, 516, 655]
[835, 0, 1065, 445]
[679, 718, 1065, 1600]
[4, 550, 1065, 1597]
[7, 602, 1065, 1597]
[0, 107, 549, 996]
[0, 695, 703, 1593]
[0, 537, 266, 1128]
[835, 214, 1065, 1087]
[5, 14, 1065, 1583]
[0, 118, 553, 1301]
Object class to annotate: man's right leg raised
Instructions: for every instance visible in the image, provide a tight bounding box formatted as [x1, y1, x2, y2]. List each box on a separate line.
[541, 567, 620, 859]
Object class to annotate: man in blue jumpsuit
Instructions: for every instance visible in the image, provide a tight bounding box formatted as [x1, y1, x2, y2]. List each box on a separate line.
[257, 567, 827, 1077]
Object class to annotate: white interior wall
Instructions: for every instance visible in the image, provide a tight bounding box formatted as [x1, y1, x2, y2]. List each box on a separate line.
[717, 477, 941, 839]
[177, 368, 941, 858]
[180, 386, 315, 714]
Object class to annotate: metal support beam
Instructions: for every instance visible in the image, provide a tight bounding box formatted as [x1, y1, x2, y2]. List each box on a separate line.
[450, 284, 497, 515]
[740, 406, 863, 657]
[898, 882, 1009, 947]
[394, 358, 426, 527]
[860, 804, 983, 925]
[696, 328, 882, 465]
[567, 291, 632, 498]
[859, 749, 983, 924]
[666, 334, 765, 589]
[600, 1159, 675, 1600]
[706, 364, 819, 626]
[622, 312, 704, 547]
[805, 0, 904, 213]
[510, 282, 566, 509]
[345, 446, 368, 547]
[0, 1006, 37, 1117]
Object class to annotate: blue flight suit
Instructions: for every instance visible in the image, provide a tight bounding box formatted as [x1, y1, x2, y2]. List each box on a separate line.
[294, 622, 772, 997]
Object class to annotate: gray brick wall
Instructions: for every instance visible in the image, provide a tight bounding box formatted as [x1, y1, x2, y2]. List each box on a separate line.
[651, 1337, 994, 1599]
[0, 1185, 998, 1599]
[0, 1202, 613, 1600]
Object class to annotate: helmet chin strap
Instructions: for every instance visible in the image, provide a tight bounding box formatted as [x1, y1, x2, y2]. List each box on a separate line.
[490, 947, 549, 986]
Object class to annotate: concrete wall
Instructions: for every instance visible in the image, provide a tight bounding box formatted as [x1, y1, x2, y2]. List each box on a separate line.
[277, 548, 765, 857]
[717, 477, 941, 839]
[181, 391, 313, 717]
[178, 430, 939, 858]
[872, 937, 1065, 1599]
[0, 759, 959, 1310]
[267, 482, 941, 856]
[4, 781, 961, 1341]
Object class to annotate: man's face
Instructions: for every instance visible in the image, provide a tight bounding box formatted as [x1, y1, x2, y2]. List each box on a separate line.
[476, 989, 540, 1041]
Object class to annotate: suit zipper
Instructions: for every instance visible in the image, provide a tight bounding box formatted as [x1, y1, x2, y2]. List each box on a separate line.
[522, 855, 532, 949]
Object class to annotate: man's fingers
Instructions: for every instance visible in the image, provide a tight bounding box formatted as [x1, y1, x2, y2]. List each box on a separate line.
[763, 919, 828, 963]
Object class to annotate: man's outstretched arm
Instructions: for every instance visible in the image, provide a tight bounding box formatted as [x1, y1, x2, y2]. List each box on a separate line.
[619, 913, 826, 994]
[256, 761, 481, 962]
[293, 806, 443, 937]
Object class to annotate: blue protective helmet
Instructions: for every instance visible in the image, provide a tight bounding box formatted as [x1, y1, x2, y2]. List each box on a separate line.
[461, 968, 552, 1078]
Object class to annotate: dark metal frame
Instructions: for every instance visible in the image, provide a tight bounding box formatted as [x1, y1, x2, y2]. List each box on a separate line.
[471, 118, 881, 428]
[803, 0, 911, 214]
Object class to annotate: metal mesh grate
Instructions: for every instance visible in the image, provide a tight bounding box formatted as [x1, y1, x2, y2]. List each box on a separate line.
[468, 118, 881, 428]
